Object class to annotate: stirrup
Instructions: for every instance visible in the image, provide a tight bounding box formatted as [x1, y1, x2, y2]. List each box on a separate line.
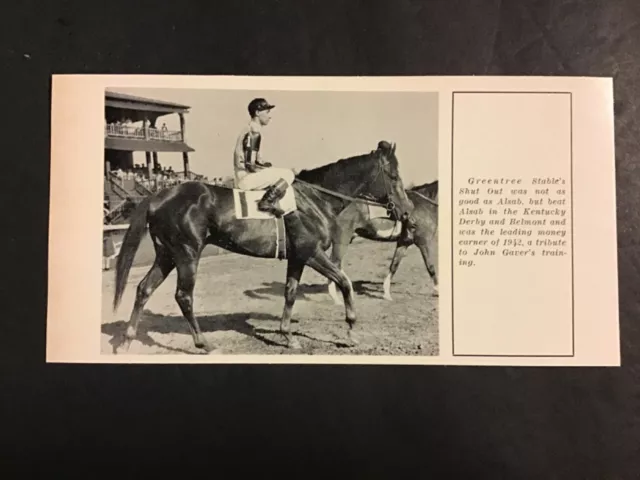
[258, 202, 285, 217]
[258, 186, 285, 217]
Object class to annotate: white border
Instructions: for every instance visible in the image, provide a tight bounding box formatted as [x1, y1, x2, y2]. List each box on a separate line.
[47, 75, 619, 366]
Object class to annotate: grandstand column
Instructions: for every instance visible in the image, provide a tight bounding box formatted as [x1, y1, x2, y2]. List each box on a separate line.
[179, 113, 186, 142]
[145, 151, 152, 179]
[183, 153, 190, 179]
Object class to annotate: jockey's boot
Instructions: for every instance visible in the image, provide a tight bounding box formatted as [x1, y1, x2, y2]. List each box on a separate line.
[257, 178, 288, 217]
[399, 212, 417, 244]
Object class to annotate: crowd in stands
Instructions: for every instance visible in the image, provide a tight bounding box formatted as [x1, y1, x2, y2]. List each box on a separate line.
[111, 164, 183, 190]
[110, 164, 230, 192]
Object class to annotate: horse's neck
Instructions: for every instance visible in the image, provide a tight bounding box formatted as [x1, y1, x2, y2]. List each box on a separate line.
[295, 161, 380, 220]
[296, 158, 373, 198]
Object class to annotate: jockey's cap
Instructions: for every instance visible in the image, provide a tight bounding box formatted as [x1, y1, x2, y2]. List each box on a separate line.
[248, 98, 276, 116]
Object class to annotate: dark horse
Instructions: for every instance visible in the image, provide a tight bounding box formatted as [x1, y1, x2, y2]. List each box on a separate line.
[112, 141, 414, 353]
[326, 180, 438, 303]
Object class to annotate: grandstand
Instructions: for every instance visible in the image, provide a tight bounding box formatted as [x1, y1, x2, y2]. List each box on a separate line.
[102, 90, 232, 269]
[103, 90, 199, 224]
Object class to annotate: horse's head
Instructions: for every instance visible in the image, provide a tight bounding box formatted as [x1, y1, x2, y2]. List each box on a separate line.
[368, 140, 414, 221]
[295, 140, 415, 221]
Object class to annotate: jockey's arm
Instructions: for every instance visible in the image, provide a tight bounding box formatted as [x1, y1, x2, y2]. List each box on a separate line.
[255, 151, 272, 168]
[234, 137, 244, 163]
[234, 134, 252, 171]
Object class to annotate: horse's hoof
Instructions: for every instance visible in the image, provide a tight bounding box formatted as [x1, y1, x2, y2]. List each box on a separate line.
[383, 293, 393, 301]
[338, 338, 358, 348]
[287, 338, 302, 350]
[115, 337, 132, 354]
[195, 338, 212, 353]
[346, 331, 359, 347]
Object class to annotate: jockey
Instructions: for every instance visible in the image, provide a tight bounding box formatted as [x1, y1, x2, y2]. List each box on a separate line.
[233, 98, 295, 217]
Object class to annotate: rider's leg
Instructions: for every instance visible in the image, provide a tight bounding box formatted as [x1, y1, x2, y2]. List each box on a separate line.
[237, 168, 295, 217]
[236, 167, 294, 190]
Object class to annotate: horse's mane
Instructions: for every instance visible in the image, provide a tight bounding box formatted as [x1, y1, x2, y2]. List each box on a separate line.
[411, 180, 438, 198]
[294, 150, 382, 184]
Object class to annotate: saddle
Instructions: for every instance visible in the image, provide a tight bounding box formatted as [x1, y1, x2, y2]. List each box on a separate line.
[231, 184, 294, 261]
[232, 183, 297, 220]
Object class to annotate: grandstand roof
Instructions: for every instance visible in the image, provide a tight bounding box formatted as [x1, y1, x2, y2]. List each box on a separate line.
[105, 137, 195, 153]
[105, 90, 191, 116]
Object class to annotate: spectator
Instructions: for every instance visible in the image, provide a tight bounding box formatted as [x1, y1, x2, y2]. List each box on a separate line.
[103, 234, 115, 270]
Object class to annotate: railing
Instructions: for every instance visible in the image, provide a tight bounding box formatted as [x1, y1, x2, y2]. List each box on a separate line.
[105, 124, 184, 142]
[107, 172, 131, 200]
[133, 177, 154, 196]
[106, 168, 215, 203]
[104, 195, 147, 225]
[104, 198, 129, 224]
[148, 128, 182, 142]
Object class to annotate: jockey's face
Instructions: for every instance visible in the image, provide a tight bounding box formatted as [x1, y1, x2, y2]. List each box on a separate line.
[255, 108, 272, 126]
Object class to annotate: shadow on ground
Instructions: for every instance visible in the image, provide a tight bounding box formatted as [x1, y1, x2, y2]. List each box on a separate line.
[243, 281, 329, 300]
[103, 309, 353, 354]
[103, 311, 286, 354]
[243, 280, 389, 301]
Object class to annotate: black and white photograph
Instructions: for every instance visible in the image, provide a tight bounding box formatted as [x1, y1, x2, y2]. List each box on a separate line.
[47, 74, 618, 366]
[100, 87, 440, 356]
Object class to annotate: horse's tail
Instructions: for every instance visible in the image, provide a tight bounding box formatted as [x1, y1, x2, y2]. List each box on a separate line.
[113, 196, 153, 312]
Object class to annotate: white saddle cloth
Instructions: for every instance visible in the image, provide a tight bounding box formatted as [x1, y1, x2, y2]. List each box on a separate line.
[233, 187, 297, 220]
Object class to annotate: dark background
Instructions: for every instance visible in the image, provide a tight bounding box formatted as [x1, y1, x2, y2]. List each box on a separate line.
[1, 0, 638, 477]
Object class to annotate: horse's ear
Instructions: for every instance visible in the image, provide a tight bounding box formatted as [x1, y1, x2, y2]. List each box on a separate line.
[377, 140, 392, 151]
[392, 142, 396, 153]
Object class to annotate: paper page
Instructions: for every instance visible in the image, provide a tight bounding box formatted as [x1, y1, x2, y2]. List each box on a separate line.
[46, 75, 619, 366]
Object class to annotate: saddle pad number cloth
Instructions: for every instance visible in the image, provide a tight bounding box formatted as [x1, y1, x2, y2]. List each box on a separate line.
[233, 187, 297, 220]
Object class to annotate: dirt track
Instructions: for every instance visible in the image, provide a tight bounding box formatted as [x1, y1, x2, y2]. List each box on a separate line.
[101, 239, 439, 356]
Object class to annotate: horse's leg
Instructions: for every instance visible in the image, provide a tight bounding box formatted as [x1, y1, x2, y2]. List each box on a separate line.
[306, 248, 358, 346]
[119, 247, 175, 353]
[417, 238, 439, 297]
[174, 249, 210, 352]
[280, 259, 306, 349]
[382, 243, 409, 301]
[327, 241, 348, 305]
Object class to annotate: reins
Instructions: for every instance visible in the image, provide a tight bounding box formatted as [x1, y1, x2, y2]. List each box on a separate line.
[293, 152, 406, 241]
[292, 152, 397, 214]
[293, 179, 387, 207]
[409, 189, 439, 206]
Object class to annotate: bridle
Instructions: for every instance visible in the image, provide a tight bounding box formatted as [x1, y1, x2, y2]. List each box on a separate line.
[293, 149, 403, 219]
